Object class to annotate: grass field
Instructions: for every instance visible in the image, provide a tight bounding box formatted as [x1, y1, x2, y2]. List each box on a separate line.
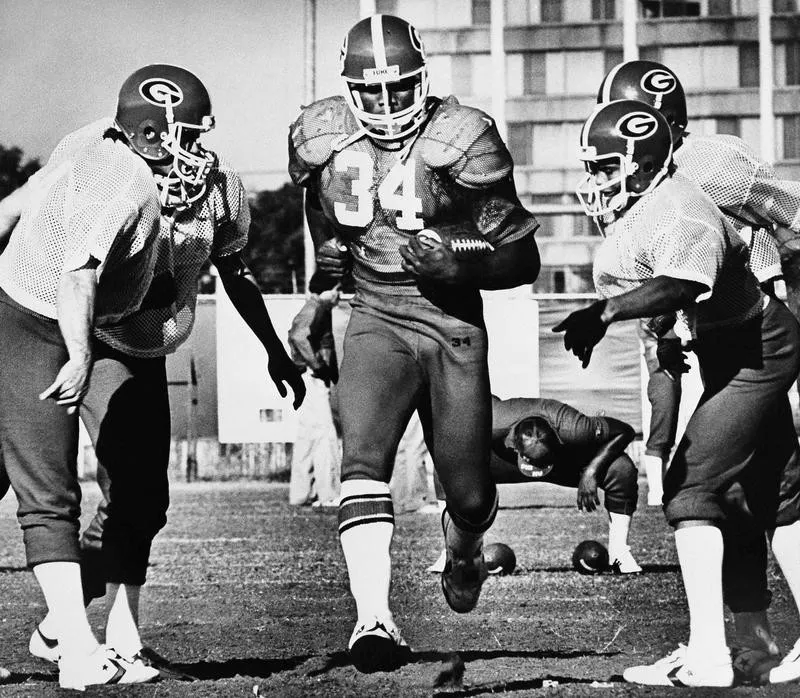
[1, 478, 799, 696]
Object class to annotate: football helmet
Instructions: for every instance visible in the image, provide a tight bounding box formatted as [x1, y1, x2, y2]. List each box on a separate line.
[597, 60, 687, 144]
[340, 14, 430, 141]
[115, 64, 216, 209]
[576, 99, 673, 218]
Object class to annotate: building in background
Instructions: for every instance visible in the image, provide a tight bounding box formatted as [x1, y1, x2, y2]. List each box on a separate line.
[354, 0, 800, 293]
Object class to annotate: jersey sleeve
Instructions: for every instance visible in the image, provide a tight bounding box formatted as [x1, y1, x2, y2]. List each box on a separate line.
[646, 199, 725, 301]
[63, 140, 160, 277]
[538, 399, 609, 449]
[741, 226, 782, 284]
[209, 162, 250, 258]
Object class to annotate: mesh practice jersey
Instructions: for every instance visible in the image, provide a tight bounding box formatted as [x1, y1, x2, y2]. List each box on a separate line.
[594, 172, 764, 338]
[289, 95, 538, 295]
[96, 156, 249, 357]
[676, 134, 800, 282]
[0, 118, 160, 323]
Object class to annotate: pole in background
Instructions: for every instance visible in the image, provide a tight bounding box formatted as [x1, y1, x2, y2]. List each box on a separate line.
[759, 0, 775, 164]
[302, 0, 317, 291]
[623, 0, 639, 62]
[360, 0, 376, 17]
[186, 354, 199, 482]
[490, 0, 507, 141]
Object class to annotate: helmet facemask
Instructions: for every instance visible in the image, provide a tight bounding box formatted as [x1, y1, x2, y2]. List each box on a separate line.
[343, 68, 429, 141]
[156, 112, 216, 210]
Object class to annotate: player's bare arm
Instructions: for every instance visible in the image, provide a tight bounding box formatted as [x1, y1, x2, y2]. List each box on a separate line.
[39, 260, 99, 414]
[553, 276, 705, 368]
[214, 252, 306, 409]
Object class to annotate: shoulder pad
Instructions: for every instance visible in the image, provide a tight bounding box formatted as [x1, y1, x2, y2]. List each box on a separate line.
[420, 98, 512, 188]
[206, 155, 246, 226]
[289, 96, 359, 170]
[678, 134, 759, 173]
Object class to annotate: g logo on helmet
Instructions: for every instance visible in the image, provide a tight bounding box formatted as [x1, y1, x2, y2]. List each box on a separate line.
[616, 111, 659, 140]
[139, 78, 184, 108]
[641, 69, 676, 96]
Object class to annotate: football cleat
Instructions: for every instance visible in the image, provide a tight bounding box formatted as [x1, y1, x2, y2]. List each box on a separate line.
[58, 645, 160, 690]
[609, 545, 642, 575]
[348, 617, 411, 674]
[767, 637, 800, 684]
[623, 645, 733, 687]
[29, 626, 59, 664]
[440, 515, 489, 614]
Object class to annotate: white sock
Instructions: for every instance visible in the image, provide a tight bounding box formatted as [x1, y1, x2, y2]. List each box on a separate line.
[642, 455, 664, 502]
[771, 520, 800, 618]
[607, 512, 632, 559]
[339, 480, 394, 624]
[674, 525, 728, 662]
[104, 583, 143, 658]
[33, 562, 98, 660]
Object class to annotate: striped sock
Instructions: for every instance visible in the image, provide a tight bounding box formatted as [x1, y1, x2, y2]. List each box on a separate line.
[339, 480, 394, 623]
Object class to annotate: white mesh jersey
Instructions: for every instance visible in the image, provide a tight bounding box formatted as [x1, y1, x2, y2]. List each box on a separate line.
[95, 155, 249, 357]
[594, 172, 764, 338]
[0, 118, 160, 323]
[675, 134, 800, 283]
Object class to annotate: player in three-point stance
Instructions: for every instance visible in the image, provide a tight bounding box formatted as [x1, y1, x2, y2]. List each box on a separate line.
[554, 98, 800, 688]
[599, 59, 800, 684]
[287, 14, 540, 673]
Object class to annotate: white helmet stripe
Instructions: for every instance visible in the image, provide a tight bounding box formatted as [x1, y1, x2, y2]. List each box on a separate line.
[371, 15, 388, 69]
[599, 61, 626, 103]
[580, 105, 603, 150]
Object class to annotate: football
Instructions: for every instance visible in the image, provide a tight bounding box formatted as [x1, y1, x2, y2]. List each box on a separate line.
[484, 542, 516, 575]
[416, 224, 495, 260]
[572, 540, 609, 575]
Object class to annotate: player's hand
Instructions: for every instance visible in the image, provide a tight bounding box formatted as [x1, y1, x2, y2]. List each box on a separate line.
[399, 234, 460, 283]
[288, 296, 338, 386]
[316, 238, 351, 281]
[577, 471, 600, 512]
[267, 350, 307, 410]
[551, 301, 608, 368]
[645, 313, 677, 338]
[656, 336, 690, 380]
[39, 356, 93, 414]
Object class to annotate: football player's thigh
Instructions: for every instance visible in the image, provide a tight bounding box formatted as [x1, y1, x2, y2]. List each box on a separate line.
[425, 331, 493, 498]
[338, 311, 423, 481]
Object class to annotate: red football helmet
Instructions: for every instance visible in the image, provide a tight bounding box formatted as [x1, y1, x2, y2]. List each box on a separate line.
[597, 60, 688, 145]
[115, 64, 216, 208]
[340, 14, 430, 141]
[576, 99, 673, 218]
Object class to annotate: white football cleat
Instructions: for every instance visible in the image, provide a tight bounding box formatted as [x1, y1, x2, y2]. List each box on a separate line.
[58, 646, 159, 690]
[768, 637, 800, 684]
[29, 626, 59, 664]
[348, 617, 411, 674]
[426, 550, 446, 573]
[609, 546, 642, 575]
[623, 645, 733, 687]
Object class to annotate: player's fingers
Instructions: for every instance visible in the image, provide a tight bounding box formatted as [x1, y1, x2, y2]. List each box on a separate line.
[551, 319, 567, 333]
[39, 380, 62, 401]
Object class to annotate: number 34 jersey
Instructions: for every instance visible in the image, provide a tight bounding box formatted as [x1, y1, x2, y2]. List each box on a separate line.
[288, 95, 538, 295]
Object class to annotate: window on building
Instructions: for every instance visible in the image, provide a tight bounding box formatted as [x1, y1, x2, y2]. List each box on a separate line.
[708, 0, 733, 14]
[375, 0, 397, 14]
[640, 1, 700, 17]
[592, 0, 616, 19]
[524, 53, 547, 94]
[774, 0, 798, 13]
[541, 0, 564, 22]
[715, 117, 741, 137]
[605, 49, 624, 75]
[451, 55, 472, 96]
[507, 123, 533, 166]
[472, 0, 491, 24]
[786, 42, 800, 86]
[739, 44, 759, 87]
[783, 115, 800, 160]
[639, 46, 661, 62]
